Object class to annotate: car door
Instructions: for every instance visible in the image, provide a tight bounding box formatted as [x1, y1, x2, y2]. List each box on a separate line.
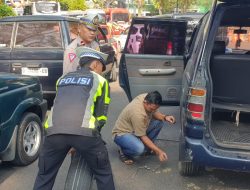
[0, 22, 14, 72]
[10, 21, 64, 95]
[119, 17, 187, 104]
[97, 26, 116, 76]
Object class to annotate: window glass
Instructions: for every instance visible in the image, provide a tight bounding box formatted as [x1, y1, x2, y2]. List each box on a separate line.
[112, 13, 129, 22]
[216, 26, 250, 53]
[96, 28, 106, 42]
[126, 22, 186, 55]
[15, 22, 62, 48]
[68, 22, 78, 41]
[101, 27, 108, 35]
[0, 23, 13, 48]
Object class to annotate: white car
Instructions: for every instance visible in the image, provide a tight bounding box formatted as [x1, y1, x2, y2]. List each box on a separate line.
[115, 27, 129, 51]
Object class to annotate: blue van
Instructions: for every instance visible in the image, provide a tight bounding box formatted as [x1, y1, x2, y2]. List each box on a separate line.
[119, 0, 250, 175]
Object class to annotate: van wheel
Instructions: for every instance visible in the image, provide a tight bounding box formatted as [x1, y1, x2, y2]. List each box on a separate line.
[178, 161, 203, 176]
[12, 113, 43, 166]
[110, 60, 118, 82]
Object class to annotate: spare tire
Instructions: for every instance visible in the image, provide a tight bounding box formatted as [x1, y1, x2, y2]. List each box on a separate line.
[64, 152, 94, 190]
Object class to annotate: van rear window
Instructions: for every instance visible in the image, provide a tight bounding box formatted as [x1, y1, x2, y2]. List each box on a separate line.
[125, 21, 186, 55]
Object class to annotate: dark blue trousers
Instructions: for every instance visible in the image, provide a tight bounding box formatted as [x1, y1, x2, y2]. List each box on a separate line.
[33, 134, 115, 190]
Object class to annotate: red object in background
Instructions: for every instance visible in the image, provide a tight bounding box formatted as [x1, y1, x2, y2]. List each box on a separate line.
[166, 41, 173, 55]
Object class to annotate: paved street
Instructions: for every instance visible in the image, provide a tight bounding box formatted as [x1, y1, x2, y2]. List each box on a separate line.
[0, 80, 250, 190]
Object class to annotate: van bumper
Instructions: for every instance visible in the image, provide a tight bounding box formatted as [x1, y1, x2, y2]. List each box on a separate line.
[183, 137, 250, 171]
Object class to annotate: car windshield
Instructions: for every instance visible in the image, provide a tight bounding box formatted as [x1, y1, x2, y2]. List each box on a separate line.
[112, 13, 129, 22]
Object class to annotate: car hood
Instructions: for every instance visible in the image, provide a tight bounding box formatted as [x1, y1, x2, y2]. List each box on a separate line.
[0, 73, 40, 93]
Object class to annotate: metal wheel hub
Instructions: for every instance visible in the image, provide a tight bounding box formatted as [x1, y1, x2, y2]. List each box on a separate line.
[23, 121, 41, 157]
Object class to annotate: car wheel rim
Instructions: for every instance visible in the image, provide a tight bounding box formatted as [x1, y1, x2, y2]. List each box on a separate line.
[23, 121, 41, 157]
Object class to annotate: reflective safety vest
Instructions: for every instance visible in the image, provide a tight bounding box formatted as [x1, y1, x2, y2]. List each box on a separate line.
[45, 68, 110, 137]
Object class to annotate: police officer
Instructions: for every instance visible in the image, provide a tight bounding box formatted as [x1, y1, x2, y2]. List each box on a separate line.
[33, 47, 115, 190]
[63, 15, 100, 75]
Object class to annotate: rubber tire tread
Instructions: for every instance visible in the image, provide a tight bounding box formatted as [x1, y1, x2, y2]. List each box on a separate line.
[178, 161, 202, 176]
[64, 153, 94, 190]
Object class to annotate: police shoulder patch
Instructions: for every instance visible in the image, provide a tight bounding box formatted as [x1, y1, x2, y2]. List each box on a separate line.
[58, 76, 92, 86]
[68, 53, 77, 62]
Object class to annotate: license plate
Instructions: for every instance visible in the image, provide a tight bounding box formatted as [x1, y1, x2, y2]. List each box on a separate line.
[21, 67, 48, 76]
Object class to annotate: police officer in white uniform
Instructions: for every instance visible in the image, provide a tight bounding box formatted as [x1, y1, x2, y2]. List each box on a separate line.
[63, 15, 100, 75]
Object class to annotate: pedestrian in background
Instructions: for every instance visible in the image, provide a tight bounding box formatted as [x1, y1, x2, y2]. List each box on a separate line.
[33, 47, 115, 190]
[112, 91, 176, 165]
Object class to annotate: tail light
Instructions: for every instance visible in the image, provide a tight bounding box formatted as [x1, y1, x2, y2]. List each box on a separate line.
[187, 103, 203, 112]
[187, 87, 206, 121]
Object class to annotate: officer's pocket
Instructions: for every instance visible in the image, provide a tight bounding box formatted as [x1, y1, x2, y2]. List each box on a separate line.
[96, 150, 109, 169]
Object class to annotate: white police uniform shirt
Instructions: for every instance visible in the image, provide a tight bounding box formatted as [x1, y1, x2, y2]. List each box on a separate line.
[63, 36, 100, 75]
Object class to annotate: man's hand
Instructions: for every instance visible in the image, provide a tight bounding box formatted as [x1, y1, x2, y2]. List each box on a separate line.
[156, 150, 168, 162]
[165, 115, 176, 124]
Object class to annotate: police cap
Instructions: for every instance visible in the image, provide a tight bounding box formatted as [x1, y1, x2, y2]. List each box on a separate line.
[79, 14, 99, 31]
[76, 46, 108, 71]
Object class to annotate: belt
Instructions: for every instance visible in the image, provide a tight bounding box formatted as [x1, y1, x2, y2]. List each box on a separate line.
[92, 129, 101, 137]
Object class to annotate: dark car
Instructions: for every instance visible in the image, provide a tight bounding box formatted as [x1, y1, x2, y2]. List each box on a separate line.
[0, 15, 117, 103]
[119, 0, 250, 176]
[0, 72, 47, 165]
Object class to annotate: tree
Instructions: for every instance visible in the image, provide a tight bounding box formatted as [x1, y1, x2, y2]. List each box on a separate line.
[0, 4, 16, 18]
[134, 0, 144, 16]
[196, 0, 213, 13]
[152, 0, 198, 14]
[91, 0, 119, 8]
[178, 0, 197, 12]
[57, 0, 87, 11]
[151, 0, 176, 14]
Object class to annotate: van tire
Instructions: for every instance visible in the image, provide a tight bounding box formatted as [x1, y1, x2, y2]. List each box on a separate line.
[65, 153, 94, 190]
[178, 161, 202, 176]
[12, 112, 43, 166]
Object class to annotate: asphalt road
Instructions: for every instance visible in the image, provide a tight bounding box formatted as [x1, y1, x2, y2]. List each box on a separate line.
[0, 80, 250, 190]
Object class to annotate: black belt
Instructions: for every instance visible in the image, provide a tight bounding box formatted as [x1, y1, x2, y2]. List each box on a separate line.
[92, 129, 101, 137]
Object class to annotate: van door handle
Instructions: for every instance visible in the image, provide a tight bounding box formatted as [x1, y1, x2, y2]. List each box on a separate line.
[164, 61, 171, 66]
[12, 63, 22, 68]
[138, 68, 176, 76]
